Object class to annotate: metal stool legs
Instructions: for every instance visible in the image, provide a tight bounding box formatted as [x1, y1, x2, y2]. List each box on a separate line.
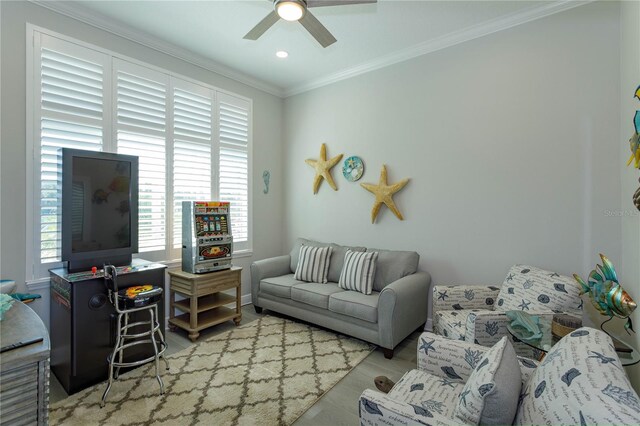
[100, 303, 169, 407]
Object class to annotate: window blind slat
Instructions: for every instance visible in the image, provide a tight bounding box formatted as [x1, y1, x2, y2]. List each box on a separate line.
[39, 43, 105, 263]
[172, 85, 212, 248]
[219, 96, 249, 244]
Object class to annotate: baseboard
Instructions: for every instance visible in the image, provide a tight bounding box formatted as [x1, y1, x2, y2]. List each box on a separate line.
[241, 294, 252, 306]
[424, 318, 433, 332]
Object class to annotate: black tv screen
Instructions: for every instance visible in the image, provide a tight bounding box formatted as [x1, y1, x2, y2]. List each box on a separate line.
[61, 149, 138, 272]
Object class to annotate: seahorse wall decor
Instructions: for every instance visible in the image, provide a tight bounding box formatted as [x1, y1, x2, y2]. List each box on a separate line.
[263, 170, 270, 194]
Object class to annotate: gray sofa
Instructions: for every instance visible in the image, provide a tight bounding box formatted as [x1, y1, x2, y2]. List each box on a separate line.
[250, 238, 431, 358]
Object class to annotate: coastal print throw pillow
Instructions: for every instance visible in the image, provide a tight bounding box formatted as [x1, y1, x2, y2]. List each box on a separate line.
[495, 265, 583, 317]
[454, 336, 522, 425]
[338, 250, 378, 295]
[294, 245, 333, 284]
[515, 327, 640, 426]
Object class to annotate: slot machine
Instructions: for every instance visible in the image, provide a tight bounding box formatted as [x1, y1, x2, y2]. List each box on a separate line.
[181, 201, 233, 273]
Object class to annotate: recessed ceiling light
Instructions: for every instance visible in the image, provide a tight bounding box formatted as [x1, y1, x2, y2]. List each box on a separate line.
[276, 51, 289, 59]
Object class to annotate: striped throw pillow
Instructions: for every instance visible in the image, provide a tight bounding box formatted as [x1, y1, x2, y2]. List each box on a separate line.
[338, 250, 379, 295]
[294, 245, 333, 283]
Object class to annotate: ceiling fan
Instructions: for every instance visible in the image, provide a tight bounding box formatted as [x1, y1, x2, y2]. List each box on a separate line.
[243, 0, 377, 48]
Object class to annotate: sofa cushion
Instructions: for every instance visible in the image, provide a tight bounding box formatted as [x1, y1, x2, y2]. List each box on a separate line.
[454, 336, 521, 425]
[291, 283, 344, 309]
[294, 245, 332, 283]
[338, 250, 378, 295]
[289, 238, 329, 273]
[515, 327, 640, 426]
[495, 265, 583, 317]
[328, 243, 366, 283]
[289, 238, 366, 282]
[388, 368, 464, 419]
[328, 291, 379, 323]
[260, 274, 302, 299]
[367, 248, 419, 292]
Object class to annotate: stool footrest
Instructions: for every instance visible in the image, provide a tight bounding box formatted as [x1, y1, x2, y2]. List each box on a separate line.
[107, 341, 167, 368]
[121, 322, 162, 339]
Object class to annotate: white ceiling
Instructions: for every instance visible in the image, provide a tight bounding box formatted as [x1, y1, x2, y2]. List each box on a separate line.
[48, 0, 581, 96]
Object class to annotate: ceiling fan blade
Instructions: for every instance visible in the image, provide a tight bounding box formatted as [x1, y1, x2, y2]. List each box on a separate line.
[307, 0, 376, 7]
[299, 10, 337, 48]
[243, 10, 280, 40]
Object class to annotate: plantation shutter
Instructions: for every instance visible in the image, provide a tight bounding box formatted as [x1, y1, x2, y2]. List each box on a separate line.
[37, 34, 107, 264]
[172, 81, 213, 249]
[217, 92, 251, 251]
[114, 59, 168, 253]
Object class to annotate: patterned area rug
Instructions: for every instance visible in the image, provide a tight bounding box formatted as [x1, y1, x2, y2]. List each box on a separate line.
[50, 316, 374, 425]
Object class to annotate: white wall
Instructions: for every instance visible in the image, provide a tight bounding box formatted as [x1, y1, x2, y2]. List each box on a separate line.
[283, 2, 622, 326]
[619, 0, 640, 390]
[0, 1, 285, 327]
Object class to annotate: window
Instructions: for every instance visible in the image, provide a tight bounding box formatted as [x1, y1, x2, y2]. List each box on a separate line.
[28, 28, 252, 280]
[36, 35, 108, 267]
[218, 93, 251, 251]
[172, 82, 213, 249]
[114, 60, 168, 254]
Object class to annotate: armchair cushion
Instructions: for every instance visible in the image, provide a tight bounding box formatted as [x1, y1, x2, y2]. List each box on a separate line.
[515, 327, 640, 426]
[417, 333, 539, 387]
[434, 310, 475, 341]
[388, 369, 463, 419]
[453, 337, 521, 426]
[494, 265, 582, 317]
[464, 310, 554, 358]
[360, 389, 461, 426]
[433, 285, 500, 312]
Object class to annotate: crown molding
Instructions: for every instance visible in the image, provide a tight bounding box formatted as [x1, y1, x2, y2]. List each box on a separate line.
[284, 0, 593, 97]
[29, 0, 286, 98]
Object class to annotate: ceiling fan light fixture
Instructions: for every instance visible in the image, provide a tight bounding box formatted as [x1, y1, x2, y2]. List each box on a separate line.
[276, 0, 306, 21]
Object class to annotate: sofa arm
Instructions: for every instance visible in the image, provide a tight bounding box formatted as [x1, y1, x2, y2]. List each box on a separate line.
[360, 389, 461, 426]
[465, 310, 555, 348]
[417, 332, 490, 382]
[250, 255, 291, 307]
[378, 272, 431, 350]
[432, 285, 500, 312]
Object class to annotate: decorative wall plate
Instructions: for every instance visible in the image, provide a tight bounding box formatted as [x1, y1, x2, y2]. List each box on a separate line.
[342, 156, 364, 182]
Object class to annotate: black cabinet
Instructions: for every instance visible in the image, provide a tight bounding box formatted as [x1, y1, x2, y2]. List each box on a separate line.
[49, 259, 166, 394]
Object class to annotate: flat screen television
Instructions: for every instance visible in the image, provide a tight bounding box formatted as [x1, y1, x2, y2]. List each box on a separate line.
[61, 148, 139, 272]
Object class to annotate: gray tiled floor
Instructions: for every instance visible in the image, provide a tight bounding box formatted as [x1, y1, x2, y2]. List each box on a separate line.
[50, 304, 422, 425]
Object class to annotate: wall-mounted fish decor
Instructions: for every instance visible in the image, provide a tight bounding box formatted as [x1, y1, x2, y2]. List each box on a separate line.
[573, 254, 637, 334]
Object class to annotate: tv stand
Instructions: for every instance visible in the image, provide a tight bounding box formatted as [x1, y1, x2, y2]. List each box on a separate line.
[49, 258, 166, 394]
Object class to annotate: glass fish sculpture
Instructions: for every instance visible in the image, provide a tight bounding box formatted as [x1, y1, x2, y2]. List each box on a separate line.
[573, 254, 637, 334]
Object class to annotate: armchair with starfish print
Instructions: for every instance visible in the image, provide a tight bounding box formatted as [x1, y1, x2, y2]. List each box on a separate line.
[431, 265, 583, 356]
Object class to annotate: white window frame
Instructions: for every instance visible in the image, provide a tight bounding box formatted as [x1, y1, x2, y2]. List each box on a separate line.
[26, 24, 253, 282]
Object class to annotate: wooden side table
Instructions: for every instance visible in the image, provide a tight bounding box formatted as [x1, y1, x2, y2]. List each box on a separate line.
[168, 267, 242, 341]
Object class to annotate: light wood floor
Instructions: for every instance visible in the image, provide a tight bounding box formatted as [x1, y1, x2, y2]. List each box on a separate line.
[50, 304, 423, 425]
